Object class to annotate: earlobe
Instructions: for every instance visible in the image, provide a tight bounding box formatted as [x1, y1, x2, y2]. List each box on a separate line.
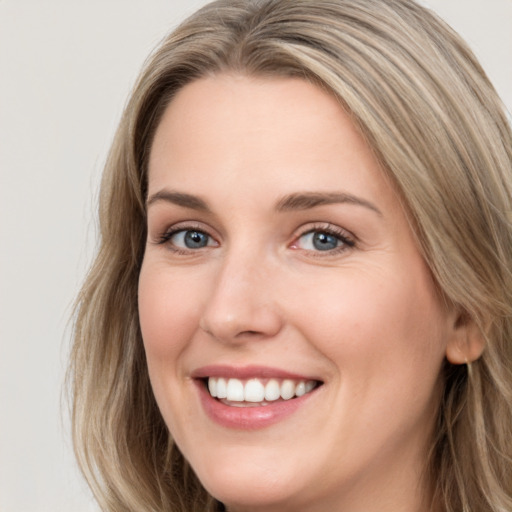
[445, 311, 486, 364]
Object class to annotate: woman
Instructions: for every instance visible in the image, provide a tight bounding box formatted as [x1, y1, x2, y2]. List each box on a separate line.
[69, 0, 512, 511]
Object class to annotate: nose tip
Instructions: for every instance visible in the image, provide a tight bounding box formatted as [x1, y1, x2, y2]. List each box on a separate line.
[200, 306, 283, 343]
[199, 261, 284, 344]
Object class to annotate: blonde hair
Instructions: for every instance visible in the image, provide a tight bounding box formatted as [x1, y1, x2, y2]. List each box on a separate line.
[69, 1, 512, 510]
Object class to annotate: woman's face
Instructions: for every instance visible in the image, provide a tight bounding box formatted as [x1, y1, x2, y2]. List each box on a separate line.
[139, 75, 460, 511]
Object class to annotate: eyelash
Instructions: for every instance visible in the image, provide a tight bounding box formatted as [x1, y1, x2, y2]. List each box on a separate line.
[291, 223, 355, 256]
[155, 222, 355, 256]
[156, 223, 216, 255]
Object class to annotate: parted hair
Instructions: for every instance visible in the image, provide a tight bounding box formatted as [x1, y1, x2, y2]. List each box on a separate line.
[69, 1, 512, 510]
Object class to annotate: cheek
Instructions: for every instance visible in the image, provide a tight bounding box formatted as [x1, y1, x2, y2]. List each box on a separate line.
[138, 262, 201, 366]
[293, 264, 449, 458]
[137, 262, 206, 438]
[291, 261, 448, 388]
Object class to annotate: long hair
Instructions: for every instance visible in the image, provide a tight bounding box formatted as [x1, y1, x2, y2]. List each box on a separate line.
[69, 1, 512, 510]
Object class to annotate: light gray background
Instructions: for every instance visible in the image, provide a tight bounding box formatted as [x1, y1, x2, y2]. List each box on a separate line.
[1, 1, 510, 511]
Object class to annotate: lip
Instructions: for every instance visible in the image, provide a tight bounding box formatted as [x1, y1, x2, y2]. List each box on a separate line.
[191, 364, 321, 381]
[192, 365, 322, 430]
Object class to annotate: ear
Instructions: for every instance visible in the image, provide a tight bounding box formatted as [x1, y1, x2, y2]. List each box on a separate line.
[445, 311, 486, 364]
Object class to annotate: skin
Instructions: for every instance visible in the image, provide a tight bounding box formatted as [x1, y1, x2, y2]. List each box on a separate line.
[138, 75, 469, 512]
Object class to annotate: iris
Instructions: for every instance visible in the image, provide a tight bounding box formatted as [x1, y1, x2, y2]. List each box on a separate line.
[312, 232, 340, 251]
[183, 230, 209, 248]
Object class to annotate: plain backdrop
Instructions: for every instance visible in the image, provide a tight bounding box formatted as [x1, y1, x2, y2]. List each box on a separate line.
[0, 1, 510, 511]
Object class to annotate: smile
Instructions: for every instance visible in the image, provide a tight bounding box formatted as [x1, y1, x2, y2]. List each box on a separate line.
[192, 366, 323, 429]
[207, 377, 318, 406]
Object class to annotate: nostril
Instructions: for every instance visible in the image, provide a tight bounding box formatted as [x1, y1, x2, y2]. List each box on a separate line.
[200, 300, 284, 343]
[233, 330, 268, 340]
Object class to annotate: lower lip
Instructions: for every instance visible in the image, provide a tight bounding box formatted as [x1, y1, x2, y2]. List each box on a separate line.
[195, 380, 318, 430]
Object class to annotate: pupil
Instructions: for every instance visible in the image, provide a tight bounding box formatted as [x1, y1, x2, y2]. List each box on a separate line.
[313, 232, 338, 251]
[184, 231, 208, 248]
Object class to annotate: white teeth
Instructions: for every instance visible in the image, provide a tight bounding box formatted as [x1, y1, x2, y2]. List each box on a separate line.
[217, 377, 227, 399]
[295, 381, 306, 397]
[244, 379, 265, 402]
[280, 379, 295, 400]
[208, 378, 217, 397]
[264, 379, 281, 401]
[305, 381, 315, 393]
[207, 377, 318, 403]
[226, 378, 244, 401]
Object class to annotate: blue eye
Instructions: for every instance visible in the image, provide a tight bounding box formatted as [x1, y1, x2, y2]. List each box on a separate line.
[168, 229, 213, 249]
[297, 229, 353, 252]
[316, 232, 339, 250]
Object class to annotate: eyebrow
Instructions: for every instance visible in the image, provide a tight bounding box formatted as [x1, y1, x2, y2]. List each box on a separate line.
[146, 189, 382, 216]
[146, 190, 211, 212]
[276, 192, 382, 215]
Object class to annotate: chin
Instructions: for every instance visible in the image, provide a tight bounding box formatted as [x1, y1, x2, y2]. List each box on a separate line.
[192, 456, 306, 511]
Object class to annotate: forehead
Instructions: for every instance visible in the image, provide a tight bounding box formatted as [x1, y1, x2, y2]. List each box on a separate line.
[149, 75, 351, 164]
[147, 74, 397, 209]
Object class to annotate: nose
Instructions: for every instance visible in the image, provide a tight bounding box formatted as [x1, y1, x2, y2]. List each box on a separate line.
[199, 250, 284, 344]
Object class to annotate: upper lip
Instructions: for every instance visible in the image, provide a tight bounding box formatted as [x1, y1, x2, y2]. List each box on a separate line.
[191, 364, 322, 382]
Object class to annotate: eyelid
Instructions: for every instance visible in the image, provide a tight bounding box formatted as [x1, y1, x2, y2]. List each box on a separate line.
[150, 220, 355, 256]
[152, 221, 219, 249]
[290, 222, 356, 254]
